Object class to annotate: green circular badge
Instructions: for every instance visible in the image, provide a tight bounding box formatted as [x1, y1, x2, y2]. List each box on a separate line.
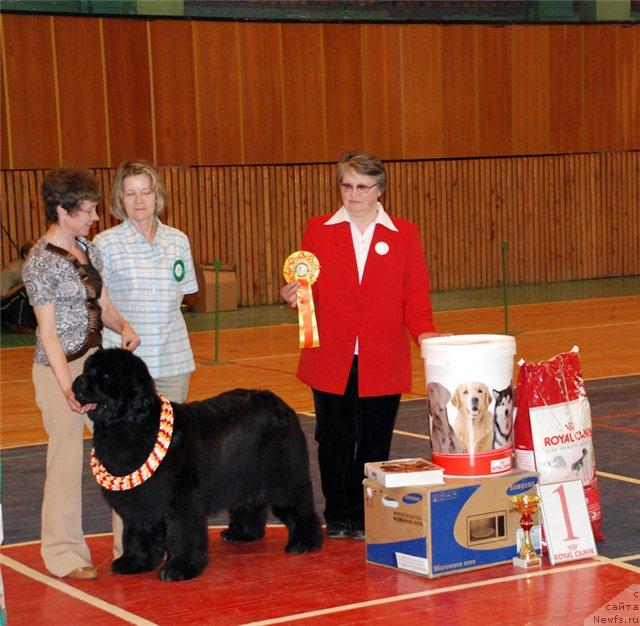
[173, 259, 185, 282]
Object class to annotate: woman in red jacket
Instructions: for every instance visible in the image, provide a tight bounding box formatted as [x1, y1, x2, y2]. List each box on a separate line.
[282, 152, 440, 540]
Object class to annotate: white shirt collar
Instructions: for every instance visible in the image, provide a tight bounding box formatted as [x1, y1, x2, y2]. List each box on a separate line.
[324, 202, 398, 231]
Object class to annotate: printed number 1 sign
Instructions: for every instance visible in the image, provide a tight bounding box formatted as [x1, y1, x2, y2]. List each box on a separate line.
[538, 480, 597, 566]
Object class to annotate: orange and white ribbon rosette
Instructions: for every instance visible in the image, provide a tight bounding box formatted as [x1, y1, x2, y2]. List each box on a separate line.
[283, 251, 320, 349]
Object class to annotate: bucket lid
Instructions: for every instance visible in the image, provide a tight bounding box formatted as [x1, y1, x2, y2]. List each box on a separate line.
[420, 334, 516, 359]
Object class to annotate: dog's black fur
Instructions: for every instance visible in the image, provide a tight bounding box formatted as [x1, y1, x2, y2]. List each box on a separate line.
[72, 348, 323, 581]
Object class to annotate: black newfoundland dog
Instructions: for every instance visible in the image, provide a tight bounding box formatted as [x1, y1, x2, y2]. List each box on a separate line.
[72, 348, 323, 581]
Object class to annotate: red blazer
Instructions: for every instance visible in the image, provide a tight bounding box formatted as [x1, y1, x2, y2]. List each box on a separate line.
[296, 213, 435, 397]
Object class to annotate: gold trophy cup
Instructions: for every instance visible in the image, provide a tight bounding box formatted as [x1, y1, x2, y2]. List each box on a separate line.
[511, 494, 541, 568]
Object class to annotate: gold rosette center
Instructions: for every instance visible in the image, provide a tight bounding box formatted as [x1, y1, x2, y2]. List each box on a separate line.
[283, 251, 320, 349]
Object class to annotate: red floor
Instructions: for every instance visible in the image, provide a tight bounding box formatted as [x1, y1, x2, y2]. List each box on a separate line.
[2, 526, 638, 625]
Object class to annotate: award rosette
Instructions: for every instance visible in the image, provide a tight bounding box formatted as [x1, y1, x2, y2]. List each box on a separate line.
[283, 251, 320, 349]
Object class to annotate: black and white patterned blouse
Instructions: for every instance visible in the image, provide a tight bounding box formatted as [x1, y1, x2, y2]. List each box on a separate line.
[22, 237, 104, 365]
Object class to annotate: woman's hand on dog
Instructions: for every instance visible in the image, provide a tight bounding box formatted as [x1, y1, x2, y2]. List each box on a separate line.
[64, 388, 96, 414]
[281, 282, 299, 309]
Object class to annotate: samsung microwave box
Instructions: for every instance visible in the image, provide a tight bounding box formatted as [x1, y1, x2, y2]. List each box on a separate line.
[364, 470, 538, 578]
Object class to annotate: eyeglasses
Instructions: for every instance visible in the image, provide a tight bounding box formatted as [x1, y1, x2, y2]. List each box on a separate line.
[340, 182, 377, 195]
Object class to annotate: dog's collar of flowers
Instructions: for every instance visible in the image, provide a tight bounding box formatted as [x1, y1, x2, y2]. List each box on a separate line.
[90, 394, 174, 491]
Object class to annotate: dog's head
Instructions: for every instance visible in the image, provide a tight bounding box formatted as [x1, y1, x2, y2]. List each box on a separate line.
[451, 382, 491, 419]
[72, 348, 157, 425]
[427, 382, 451, 417]
[492, 386, 514, 428]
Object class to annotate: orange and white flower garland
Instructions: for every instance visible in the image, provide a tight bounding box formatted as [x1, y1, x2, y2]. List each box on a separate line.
[90, 394, 174, 491]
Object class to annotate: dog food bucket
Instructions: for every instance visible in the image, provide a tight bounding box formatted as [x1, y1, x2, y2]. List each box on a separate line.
[421, 334, 517, 477]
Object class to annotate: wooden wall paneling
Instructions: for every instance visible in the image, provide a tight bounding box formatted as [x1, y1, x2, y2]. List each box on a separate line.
[533, 156, 544, 283]
[16, 171, 33, 249]
[228, 166, 241, 299]
[566, 154, 579, 280]
[102, 18, 153, 166]
[237, 23, 284, 164]
[192, 21, 243, 165]
[1, 152, 638, 306]
[477, 25, 513, 157]
[265, 166, 276, 303]
[616, 25, 640, 150]
[576, 154, 588, 279]
[53, 17, 109, 167]
[210, 166, 222, 263]
[238, 166, 250, 305]
[624, 152, 637, 276]
[202, 166, 214, 263]
[492, 157, 506, 286]
[466, 159, 480, 287]
[510, 26, 551, 155]
[583, 26, 619, 151]
[188, 167, 201, 264]
[280, 23, 327, 163]
[440, 159, 454, 289]
[583, 154, 596, 278]
[448, 159, 464, 286]
[360, 24, 404, 159]
[149, 20, 197, 166]
[539, 157, 548, 283]
[249, 166, 262, 304]
[610, 152, 622, 276]
[401, 25, 443, 158]
[0, 53, 10, 169]
[321, 24, 364, 158]
[589, 153, 602, 278]
[440, 26, 480, 158]
[548, 26, 585, 154]
[0, 172, 13, 265]
[1, 15, 59, 169]
[550, 156, 562, 282]
[507, 157, 520, 287]
[523, 156, 534, 284]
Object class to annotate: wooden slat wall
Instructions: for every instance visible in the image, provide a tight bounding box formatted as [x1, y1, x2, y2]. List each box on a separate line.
[1, 15, 639, 170]
[1, 151, 637, 305]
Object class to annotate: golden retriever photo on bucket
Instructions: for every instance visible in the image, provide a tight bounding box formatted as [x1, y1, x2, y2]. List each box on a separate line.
[451, 382, 494, 453]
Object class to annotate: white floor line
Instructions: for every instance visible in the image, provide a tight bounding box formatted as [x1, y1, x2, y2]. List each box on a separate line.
[241, 559, 608, 625]
[593, 554, 640, 573]
[393, 428, 430, 441]
[0, 553, 158, 626]
[596, 470, 640, 485]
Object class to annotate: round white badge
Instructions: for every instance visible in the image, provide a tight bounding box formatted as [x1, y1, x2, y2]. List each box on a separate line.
[375, 241, 389, 256]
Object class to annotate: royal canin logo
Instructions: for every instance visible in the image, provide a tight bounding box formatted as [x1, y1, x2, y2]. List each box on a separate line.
[565, 421, 575, 431]
[543, 427, 592, 446]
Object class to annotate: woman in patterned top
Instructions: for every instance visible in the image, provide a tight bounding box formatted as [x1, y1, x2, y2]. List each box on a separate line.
[22, 169, 140, 580]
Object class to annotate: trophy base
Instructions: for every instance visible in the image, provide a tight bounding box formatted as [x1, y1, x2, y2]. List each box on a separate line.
[513, 556, 542, 569]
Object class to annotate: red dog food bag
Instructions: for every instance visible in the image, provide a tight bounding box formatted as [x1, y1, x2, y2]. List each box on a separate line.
[514, 346, 604, 542]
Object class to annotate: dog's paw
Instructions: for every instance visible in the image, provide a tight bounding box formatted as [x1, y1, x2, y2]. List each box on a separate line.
[111, 554, 156, 575]
[158, 559, 205, 582]
[285, 538, 324, 554]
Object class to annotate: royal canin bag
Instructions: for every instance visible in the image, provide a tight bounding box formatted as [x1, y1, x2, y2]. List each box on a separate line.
[513, 347, 604, 542]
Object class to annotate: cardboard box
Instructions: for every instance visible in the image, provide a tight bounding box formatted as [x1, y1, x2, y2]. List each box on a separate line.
[364, 458, 444, 487]
[364, 470, 538, 578]
[190, 264, 237, 312]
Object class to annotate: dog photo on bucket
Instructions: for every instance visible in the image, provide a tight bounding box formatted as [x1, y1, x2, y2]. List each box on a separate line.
[72, 348, 323, 581]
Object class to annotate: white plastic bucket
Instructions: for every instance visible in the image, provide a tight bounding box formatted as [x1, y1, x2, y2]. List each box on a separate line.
[421, 334, 516, 477]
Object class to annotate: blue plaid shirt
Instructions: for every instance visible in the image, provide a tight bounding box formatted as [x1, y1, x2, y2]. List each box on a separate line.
[93, 219, 198, 379]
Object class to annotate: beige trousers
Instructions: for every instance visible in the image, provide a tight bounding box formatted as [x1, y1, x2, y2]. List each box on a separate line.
[34, 349, 97, 577]
[110, 372, 191, 559]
